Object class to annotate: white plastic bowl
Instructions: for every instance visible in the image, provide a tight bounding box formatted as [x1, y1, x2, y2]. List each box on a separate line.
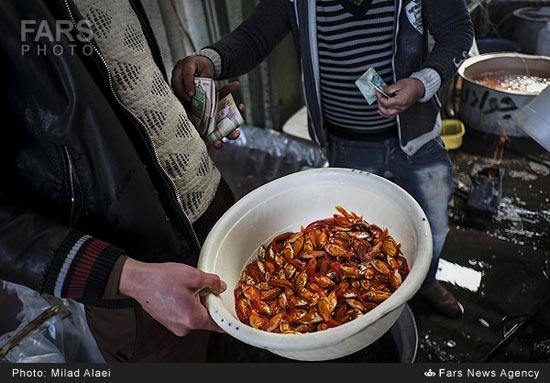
[198, 168, 432, 361]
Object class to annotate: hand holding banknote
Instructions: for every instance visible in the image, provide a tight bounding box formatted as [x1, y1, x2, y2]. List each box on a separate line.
[356, 68, 425, 118]
[213, 82, 244, 149]
[172, 55, 243, 149]
[208, 93, 244, 146]
[172, 55, 215, 102]
[184, 78, 244, 149]
[376, 78, 425, 118]
[355, 67, 391, 105]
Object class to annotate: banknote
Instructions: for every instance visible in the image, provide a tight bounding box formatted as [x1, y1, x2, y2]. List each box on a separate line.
[355, 67, 388, 105]
[205, 94, 245, 145]
[186, 81, 208, 134]
[185, 77, 245, 144]
[186, 78, 217, 137]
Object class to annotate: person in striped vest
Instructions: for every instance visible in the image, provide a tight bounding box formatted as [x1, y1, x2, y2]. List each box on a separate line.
[174, 0, 474, 319]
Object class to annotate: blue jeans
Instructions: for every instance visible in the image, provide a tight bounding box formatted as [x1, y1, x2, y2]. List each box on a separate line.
[327, 134, 454, 290]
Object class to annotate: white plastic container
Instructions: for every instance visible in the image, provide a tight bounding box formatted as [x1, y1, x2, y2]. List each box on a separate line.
[536, 20, 550, 56]
[198, 168, 432, 361]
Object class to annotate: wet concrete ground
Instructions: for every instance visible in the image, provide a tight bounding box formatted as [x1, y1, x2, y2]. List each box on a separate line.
[211, 126, 550, 363]
[411, 132, 550, 363]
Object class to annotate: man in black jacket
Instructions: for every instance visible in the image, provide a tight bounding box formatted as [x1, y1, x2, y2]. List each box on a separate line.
[174, 0, 473, 318]
[0, 0, 239, 362]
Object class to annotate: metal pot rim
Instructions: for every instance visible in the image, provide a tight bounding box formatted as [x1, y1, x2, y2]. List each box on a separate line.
[458, 53, 550, 96]
[513, 7, 550, 22]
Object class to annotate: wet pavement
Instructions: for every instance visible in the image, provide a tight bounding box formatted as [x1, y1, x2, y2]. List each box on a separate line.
[410, 131, 550, 363]
[211, 126, 550, 363]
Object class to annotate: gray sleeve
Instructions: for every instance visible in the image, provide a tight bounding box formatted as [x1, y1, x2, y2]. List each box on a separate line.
[410, 68, 441, 102]
[206, 0, 293, 79]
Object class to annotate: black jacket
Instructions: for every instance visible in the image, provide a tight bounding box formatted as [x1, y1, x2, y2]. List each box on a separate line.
[0, 0, 202, 306]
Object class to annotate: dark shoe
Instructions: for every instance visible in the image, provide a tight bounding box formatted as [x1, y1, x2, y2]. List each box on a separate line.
[421, 282, 464, 319]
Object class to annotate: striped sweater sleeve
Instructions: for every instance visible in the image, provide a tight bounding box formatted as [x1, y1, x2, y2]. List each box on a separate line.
[42, 230, 125, 300]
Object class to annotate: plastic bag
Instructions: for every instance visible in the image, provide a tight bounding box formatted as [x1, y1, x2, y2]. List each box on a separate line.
[0, 282, 104, 363]
[209, 126, 328, 199]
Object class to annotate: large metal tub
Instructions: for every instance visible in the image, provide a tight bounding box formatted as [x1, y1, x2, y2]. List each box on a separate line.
[458, 53, 550, 137]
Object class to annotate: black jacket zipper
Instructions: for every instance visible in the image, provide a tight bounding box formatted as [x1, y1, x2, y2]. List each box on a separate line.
[62, 146, 83, 227]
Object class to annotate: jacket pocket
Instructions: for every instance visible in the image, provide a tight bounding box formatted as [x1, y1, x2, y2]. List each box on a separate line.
[62, 146, 84, 227]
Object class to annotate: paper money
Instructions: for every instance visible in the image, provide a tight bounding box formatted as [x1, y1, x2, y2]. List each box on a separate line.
[186, 81, 208, 133]
[206, 94, 245, 145]
[185, 77, 245, 145]
[355, 67, 388, 105]
[186, 78, 217, 137]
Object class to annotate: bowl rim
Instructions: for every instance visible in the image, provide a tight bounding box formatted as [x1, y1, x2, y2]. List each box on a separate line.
[198, 168, 432, 352]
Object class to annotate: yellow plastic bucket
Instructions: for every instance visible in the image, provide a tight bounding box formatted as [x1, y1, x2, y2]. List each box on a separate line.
[441, 119, 465, 150]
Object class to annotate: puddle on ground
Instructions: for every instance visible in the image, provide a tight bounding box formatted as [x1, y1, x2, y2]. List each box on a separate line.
[436, 259, 483, 292]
